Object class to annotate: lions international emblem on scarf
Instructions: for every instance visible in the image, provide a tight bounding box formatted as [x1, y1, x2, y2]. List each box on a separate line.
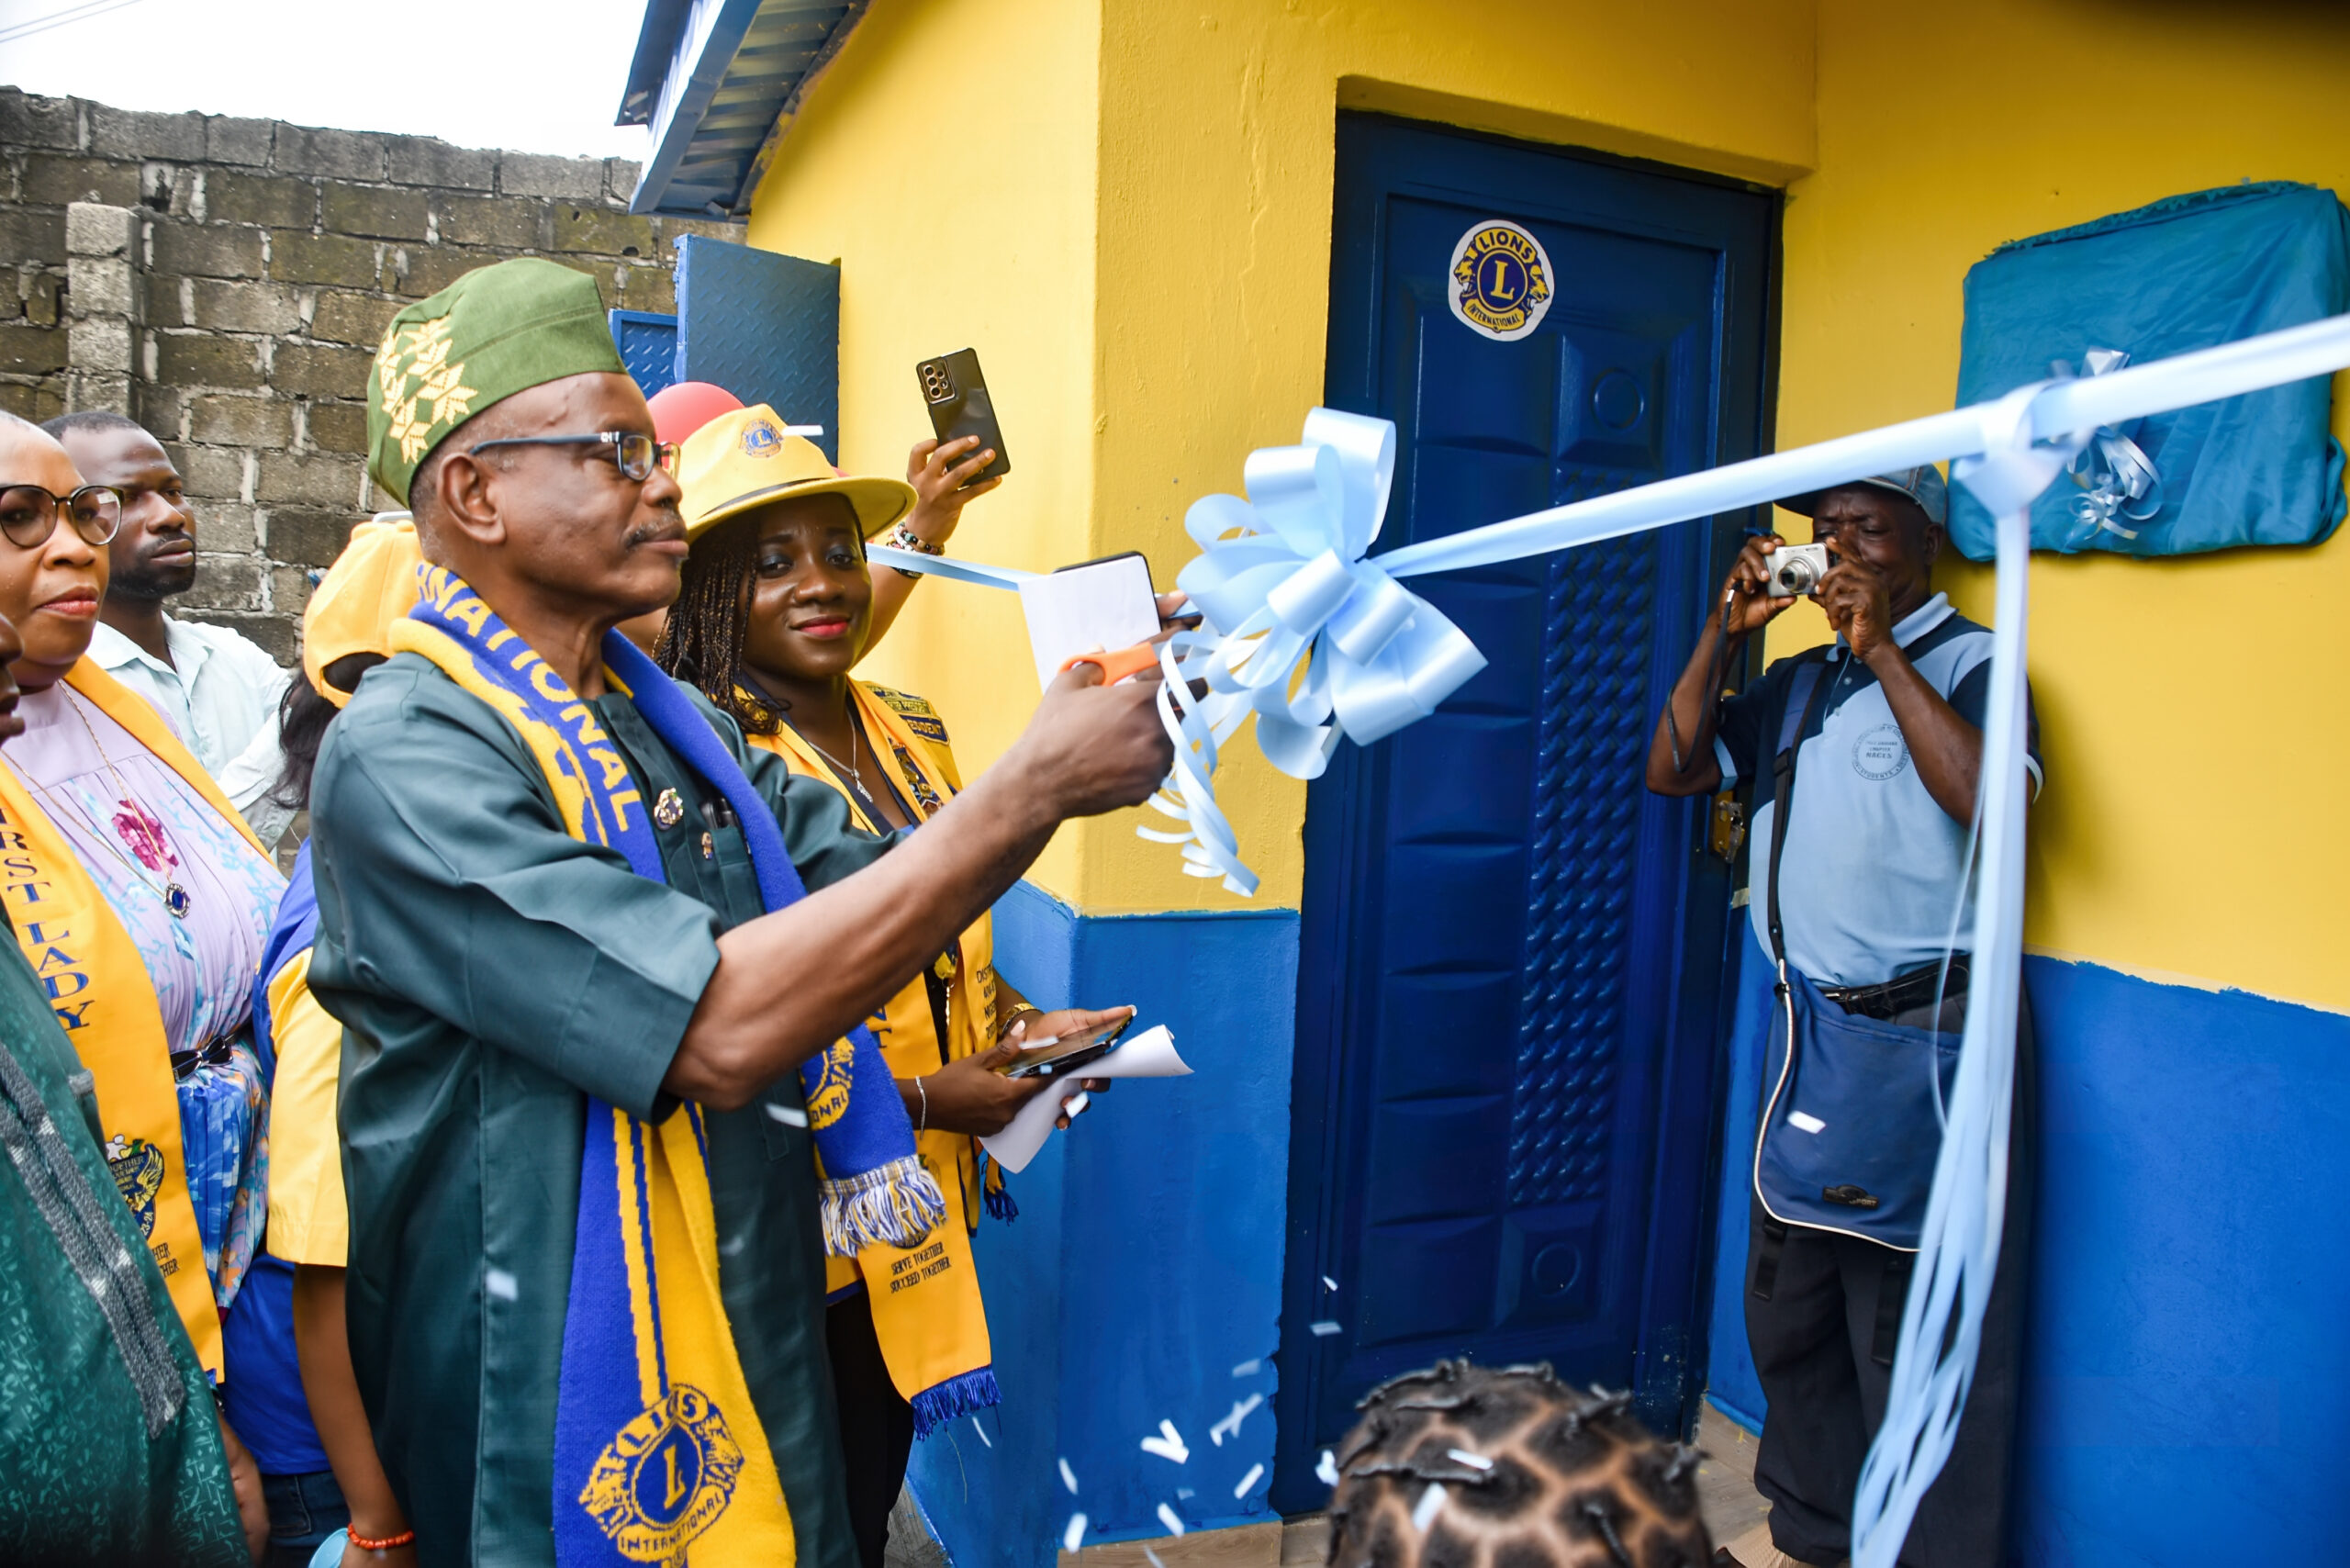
[1447, 220, 1554, 342]
[104, 1133, 165, 1238]
[805, 1040, 855, 1130]
[577, 1383, 745, 1561]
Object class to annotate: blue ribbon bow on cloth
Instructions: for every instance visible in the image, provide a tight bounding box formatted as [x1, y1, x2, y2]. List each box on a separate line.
[1140, 409, 1487, 893]
[2054, 347, 2163, 541]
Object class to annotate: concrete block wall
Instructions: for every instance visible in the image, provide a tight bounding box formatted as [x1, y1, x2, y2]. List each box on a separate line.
[0, 87, 740, 659]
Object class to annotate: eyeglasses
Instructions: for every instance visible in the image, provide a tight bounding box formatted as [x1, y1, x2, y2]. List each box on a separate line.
[463, 431, 679, 482]
[0, 484, 125, 550]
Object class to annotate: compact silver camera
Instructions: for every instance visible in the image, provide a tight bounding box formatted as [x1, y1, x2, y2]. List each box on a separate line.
[1765, 543, 1836, 597]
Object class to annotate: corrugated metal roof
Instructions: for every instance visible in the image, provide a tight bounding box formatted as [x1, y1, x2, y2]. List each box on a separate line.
[616, 0, 867, 218]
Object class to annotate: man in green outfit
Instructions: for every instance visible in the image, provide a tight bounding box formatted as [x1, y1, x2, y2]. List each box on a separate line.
[0, 592, 248, 1566]
[307, 257, 1172, 1565]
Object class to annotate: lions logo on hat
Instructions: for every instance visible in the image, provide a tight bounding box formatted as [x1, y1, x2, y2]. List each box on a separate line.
[105, 1133, 165, 1238]
[740, 419, 783, 458]
[1448, 220, 1555, 342]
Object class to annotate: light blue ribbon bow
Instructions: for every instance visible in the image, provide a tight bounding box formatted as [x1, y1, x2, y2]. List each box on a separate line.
[2054, 347, 2163, 541]
[1141, 409, 1487, 893]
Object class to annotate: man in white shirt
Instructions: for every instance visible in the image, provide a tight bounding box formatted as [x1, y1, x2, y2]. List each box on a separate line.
[45, 412, 295, 848]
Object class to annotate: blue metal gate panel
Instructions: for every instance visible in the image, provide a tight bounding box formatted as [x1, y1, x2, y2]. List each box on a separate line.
[610, 308, 679, 398]
[1272, 115, 1774, 1512]
[673, 234, 839, 459]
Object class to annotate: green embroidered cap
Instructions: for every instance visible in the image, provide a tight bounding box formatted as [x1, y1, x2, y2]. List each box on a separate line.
[366, 257, 627, 506]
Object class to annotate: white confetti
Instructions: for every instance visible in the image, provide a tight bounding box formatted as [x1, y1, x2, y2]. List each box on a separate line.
[1176, 1488, 1193, 1500]
[1789, 1110, 1827, 1135]
[1230, 1359, 1261, 1378]
[1447, 1448, 1493, 1471]
[1234, 1462, 1265, 1499]
[1315, 1450, 1339, 1486]
[1411, 1483, 1447, 1532]
[1156, 1502, 1186, 1537]
[1139, 1419, 1190, 1464]
[972, 1418, 992, 1449]
[1059, 1458, 1079, 1495]
[1063, 1513, 1088, 1552]
[719, 1233, 747, 1258]
[1208, 1394, 1264, 1447]
[484, 1269, 518, 1302]
[764, 1103, 809, 1128]
[1322, 1274, 1338, 1291]
[1309, 1320, 1340, 1336]
[1143, 1550, 1167, 1568]
[1062, 1091, 1091, 1119]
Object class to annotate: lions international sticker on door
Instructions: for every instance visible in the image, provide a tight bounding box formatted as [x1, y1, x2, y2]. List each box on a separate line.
[1448, 220, 1554, 342]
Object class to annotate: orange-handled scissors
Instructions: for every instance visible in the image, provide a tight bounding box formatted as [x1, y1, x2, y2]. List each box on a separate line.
[1058, 643, 1162, 685]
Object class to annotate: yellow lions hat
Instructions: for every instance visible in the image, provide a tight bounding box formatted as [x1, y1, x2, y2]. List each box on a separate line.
[303, 515, 424, 708]
[678, 405, 916, 544]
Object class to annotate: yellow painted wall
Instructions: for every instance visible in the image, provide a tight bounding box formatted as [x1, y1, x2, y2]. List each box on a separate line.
[744, 0, 1103, 896]
[755, 0, 2350, 998]
[757, 0, 1817, 911]
[1774, 0, 2350, 1011]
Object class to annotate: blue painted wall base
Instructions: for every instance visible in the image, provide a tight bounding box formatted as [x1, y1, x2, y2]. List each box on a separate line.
[904, 881, 1301, 1566]
[1703, 928, 2350, 1562]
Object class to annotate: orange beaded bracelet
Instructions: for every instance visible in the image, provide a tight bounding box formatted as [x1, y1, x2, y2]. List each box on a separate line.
[347, 1527, 416, 1552]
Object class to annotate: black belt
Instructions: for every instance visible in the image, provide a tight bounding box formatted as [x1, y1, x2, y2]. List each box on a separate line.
[1819, 954, 1970, 1022]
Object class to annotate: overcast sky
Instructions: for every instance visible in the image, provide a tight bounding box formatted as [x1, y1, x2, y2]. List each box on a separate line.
[0, 0, 655, 161]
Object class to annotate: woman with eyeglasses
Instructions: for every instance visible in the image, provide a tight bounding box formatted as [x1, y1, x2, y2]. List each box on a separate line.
[0, 412, 288, 1560]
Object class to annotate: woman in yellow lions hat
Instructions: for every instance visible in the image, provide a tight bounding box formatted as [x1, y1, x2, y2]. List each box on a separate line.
[658, 405, 1131, 1568]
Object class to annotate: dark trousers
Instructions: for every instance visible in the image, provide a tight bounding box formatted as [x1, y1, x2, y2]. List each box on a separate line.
[827, 1289, 915, 1568]
[1746, 998, 2035, 1568]
[261, 1468, 349, 1568]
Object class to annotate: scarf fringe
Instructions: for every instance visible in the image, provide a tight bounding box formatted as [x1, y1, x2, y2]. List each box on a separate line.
[910, 1367, 1002, 1439]
[820, 1156, 948, 1258]
[981, 1154, 1019, 1223]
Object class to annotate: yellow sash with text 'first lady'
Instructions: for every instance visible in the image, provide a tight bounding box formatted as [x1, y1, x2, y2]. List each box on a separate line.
[0, 658, 274, 1377]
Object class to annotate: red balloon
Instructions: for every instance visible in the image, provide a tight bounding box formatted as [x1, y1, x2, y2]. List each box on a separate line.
[648, 381, 744, 445]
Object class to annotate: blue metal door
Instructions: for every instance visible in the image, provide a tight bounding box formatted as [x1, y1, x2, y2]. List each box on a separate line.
[1273, 116, 1774, 1508]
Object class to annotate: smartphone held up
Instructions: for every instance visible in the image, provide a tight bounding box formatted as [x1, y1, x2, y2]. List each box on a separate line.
[917, 349, 1012, 488]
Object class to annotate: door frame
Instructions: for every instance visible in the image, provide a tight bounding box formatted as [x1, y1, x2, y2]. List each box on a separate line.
[1272, 112, 1782, 1510]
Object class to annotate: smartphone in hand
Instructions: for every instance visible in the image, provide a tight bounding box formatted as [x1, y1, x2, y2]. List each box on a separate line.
[916, 349, 1012, 487]
[995, 1014, 1136, 1080]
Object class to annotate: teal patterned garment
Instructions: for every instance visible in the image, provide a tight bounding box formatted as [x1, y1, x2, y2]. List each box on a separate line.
[0, 939, 246, 1563]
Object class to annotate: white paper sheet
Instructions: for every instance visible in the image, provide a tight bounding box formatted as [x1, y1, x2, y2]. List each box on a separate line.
[978, 1025, 1190, 1173]
[1017, 554, 1160, 690]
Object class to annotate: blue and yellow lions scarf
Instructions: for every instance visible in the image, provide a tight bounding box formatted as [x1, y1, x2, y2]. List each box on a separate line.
[391, 568, 943, 1564]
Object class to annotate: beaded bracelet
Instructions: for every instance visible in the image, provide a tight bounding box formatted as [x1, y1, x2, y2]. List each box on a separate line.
[882, 521, 946, 578]
[348, 1527, 417, 1552]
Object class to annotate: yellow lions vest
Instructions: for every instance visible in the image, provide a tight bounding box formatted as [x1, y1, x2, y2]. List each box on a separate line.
[749, 680, 1001, 1431]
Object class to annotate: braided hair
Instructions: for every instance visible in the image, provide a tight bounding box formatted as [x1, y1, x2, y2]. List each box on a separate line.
[1325, 1361, 1712, 1568]
[656, 513, 775, 734]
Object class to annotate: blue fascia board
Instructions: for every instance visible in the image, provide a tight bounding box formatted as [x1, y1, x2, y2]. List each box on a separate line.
[616, 0, 691, 127]
[628, 0, 765, 218]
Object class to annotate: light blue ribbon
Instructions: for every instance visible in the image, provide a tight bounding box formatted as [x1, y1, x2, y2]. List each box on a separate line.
[2054, 347, 2163, 541]
[1132, 409, 1487, 892]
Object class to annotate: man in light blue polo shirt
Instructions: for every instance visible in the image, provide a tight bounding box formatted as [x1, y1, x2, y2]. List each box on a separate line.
[1646, 466, 2037, 1568]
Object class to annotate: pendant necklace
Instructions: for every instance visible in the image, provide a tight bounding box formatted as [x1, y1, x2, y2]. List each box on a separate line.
[799, 694, 869, 798]
[38, 689, 194, 919]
